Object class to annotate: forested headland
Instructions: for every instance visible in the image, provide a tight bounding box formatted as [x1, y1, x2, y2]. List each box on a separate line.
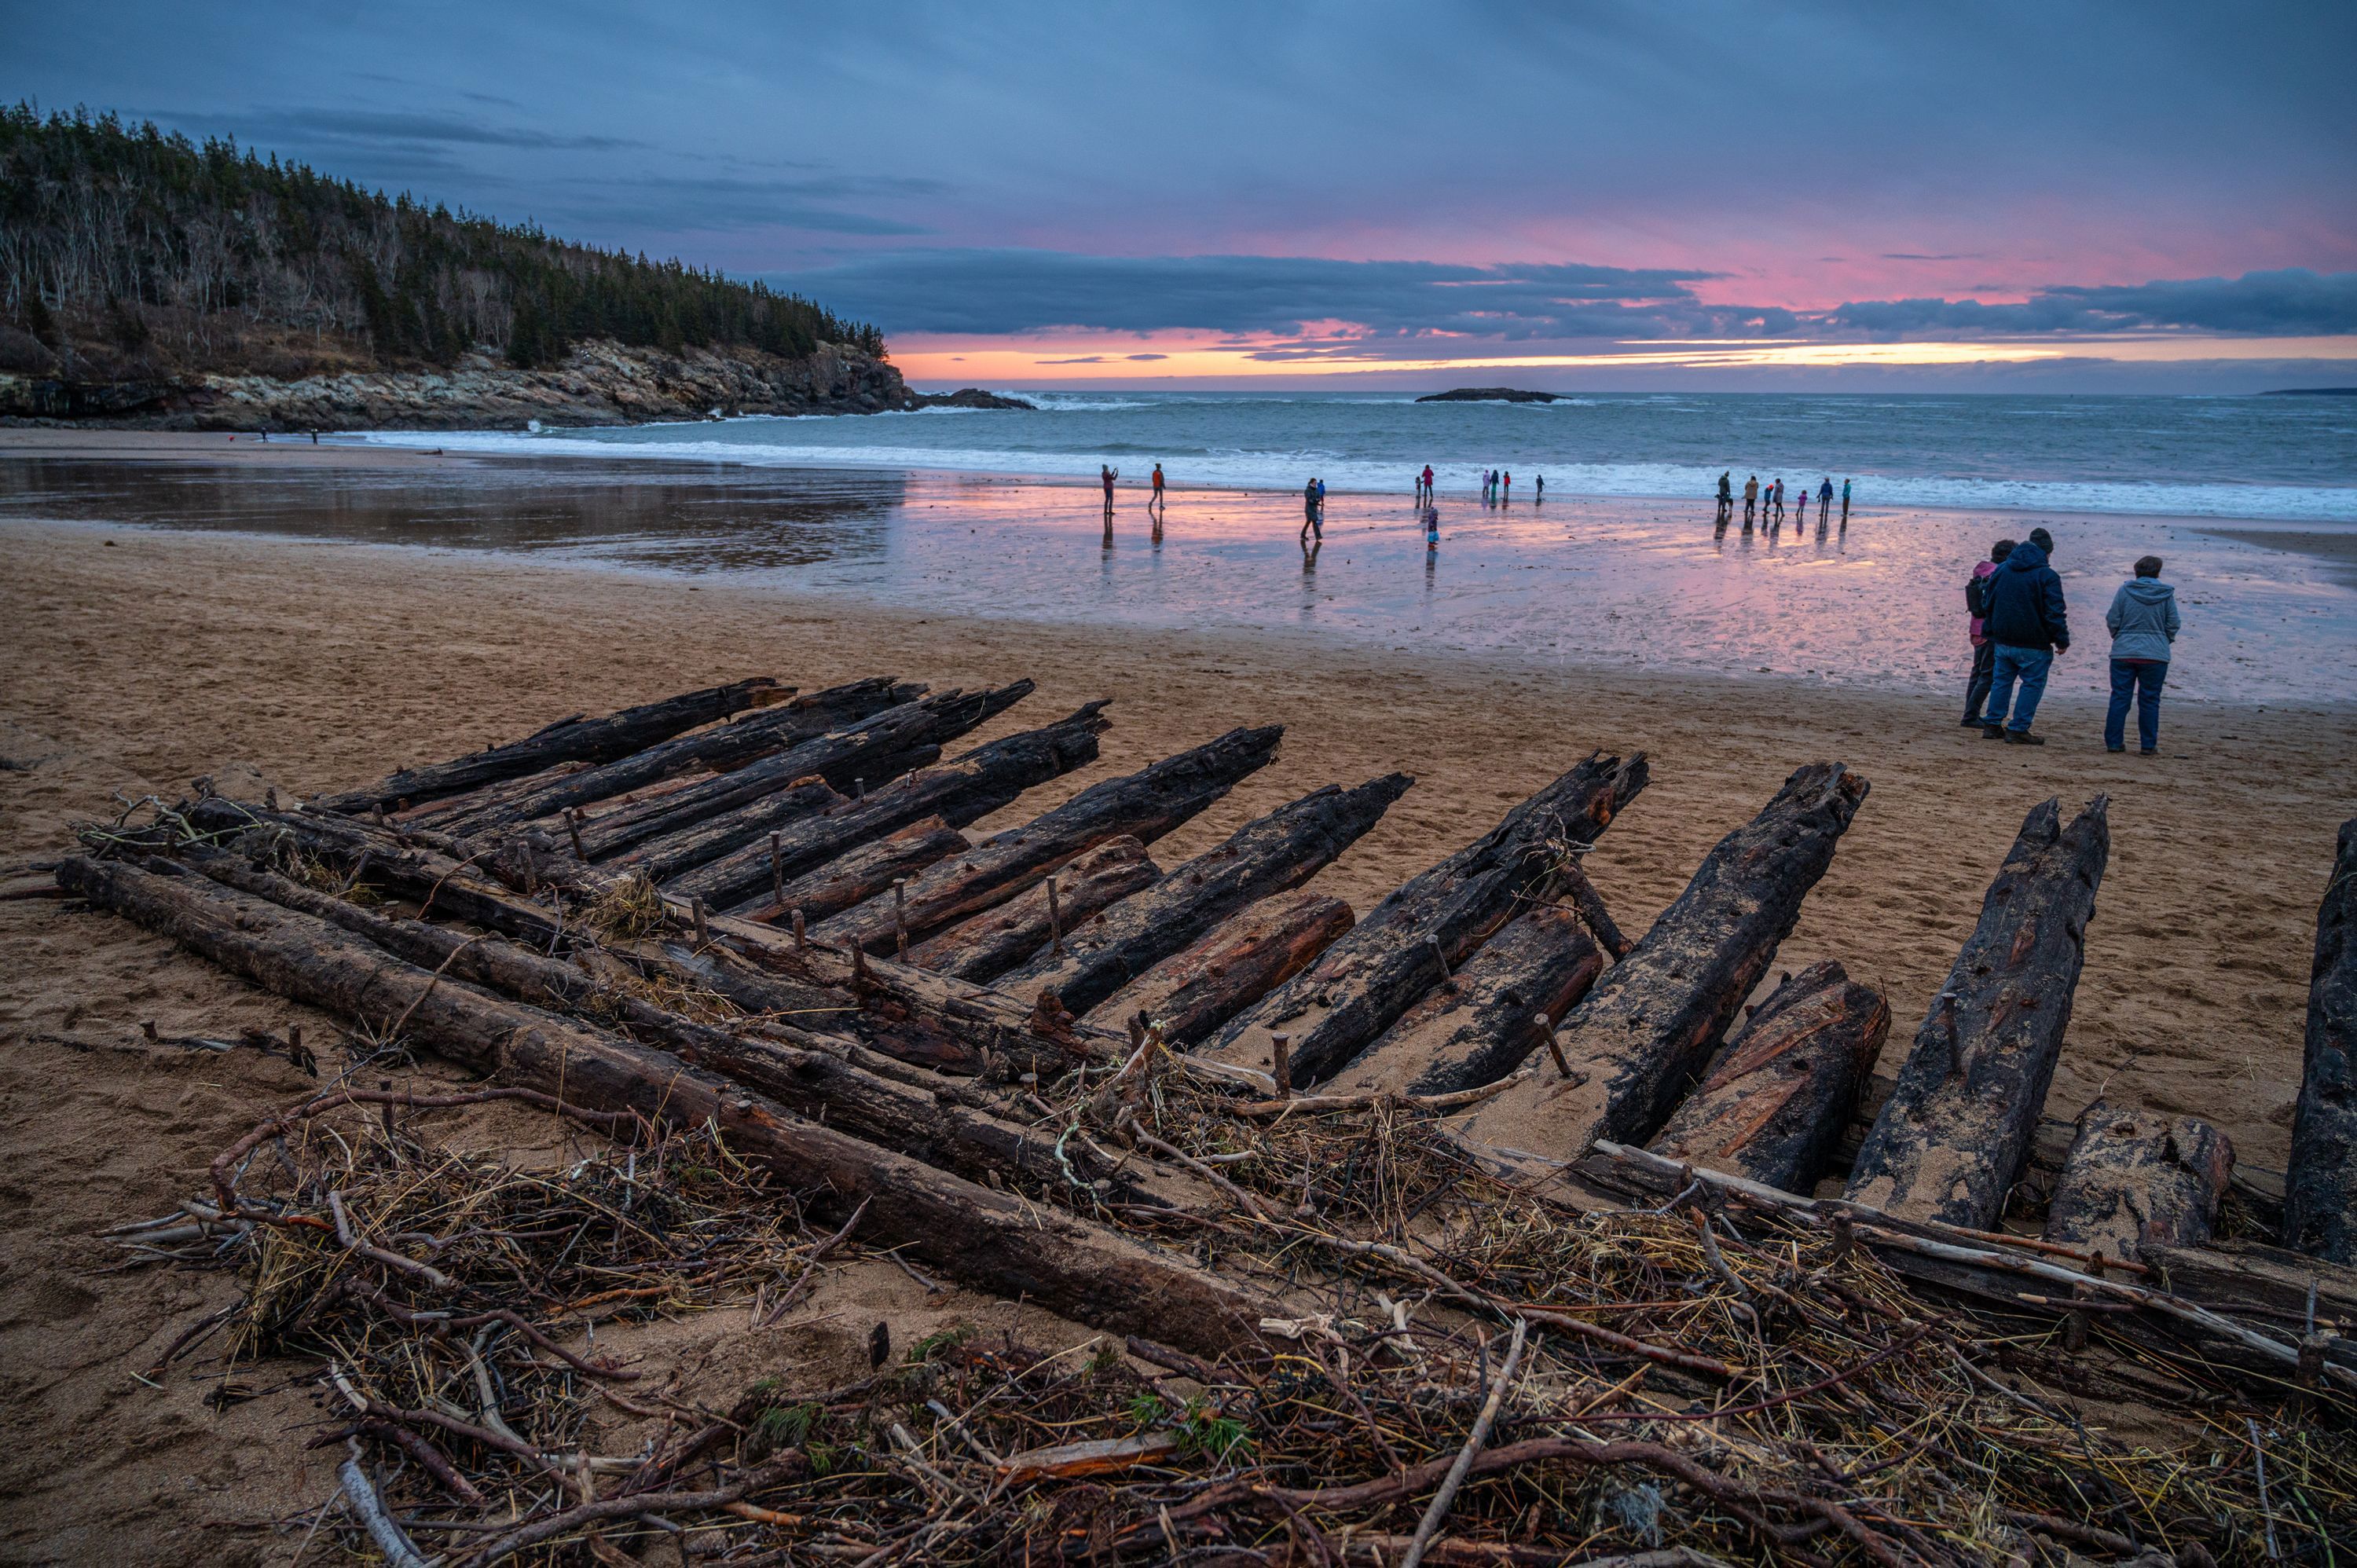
[0, 104, 992, 426]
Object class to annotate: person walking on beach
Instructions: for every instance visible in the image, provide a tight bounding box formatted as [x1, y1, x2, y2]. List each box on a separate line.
[1817, 478, 1833, 524]
[1981, 526, 2069, 745]
[1960, 538, 2014, 727]
[1743, 474, 1758, 526]
[1772, 479, 1786, 527]
[1501, 471, 1512, 504]
[1420, 463, 1435, 504]
[1302, 478, 1323, 543]
[1840, 478, 1852, 524]
[2104, 555, 2180, 754]
[1150, 463, 1165, 516]
[1716, 471, 1732, 522]
[1534, 474, 1544, 504]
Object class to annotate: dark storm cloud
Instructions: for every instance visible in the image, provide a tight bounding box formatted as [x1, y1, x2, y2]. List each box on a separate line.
[1828, 269, 2357, 337]
[777, 251, 1735, 338]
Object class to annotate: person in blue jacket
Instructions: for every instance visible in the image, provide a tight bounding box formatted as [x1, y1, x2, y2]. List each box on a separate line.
[1980, 526, 2069, 745]
[2104, 555, 2182, 754]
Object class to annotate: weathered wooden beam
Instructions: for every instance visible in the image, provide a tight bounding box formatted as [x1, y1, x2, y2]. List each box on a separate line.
[997, 775, 1411, 1016]
[732, 817, 970, 923]
[1644, 960, 1889, 1195]
[906, 837, 1160, 982]
[313, 676, 790, 816]
[1845, 796, 2108, 1229]
[1329, 907, 1601, 1097]
[2287, 816, 2357, 1265]
[2041, 1103, 2233, 1264]
[658, 705, 1110, 910]
[609, 779, 849, 885]
[426, 676, 921, 834]
[576, 683, 1032, 863]
[1206, 753, 1648, 1087]
[1083, 891, 1354, 1049]
[56, 855, 1271, 1354]
[813, 725, 1286, 955]
[2138, 1240, 2357, 1372]
[1458, 763, 1868, 1162]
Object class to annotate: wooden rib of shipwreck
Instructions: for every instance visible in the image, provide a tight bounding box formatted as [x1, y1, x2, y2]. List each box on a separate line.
[1457, 762, 1869, 1163]
[1644, 959, 1890, 1196]
[577, 683, 1032, 863]
[2286, 815, 2357, 1265]
[313, 676, 791, 817]
[1208, 752, 1649, 1088]
[813, 725, 1286, 954]
[609, 779, 849, 885]
[57, 854, 1273, 1354]
[426, 676, 921, 835]
[169, 846, 1163, 1203]
[2042, 1102, 2234, 1264]
[1083, 889, 1355, 1049]
[739, 816, 971, 922]
[662, 703, 1111, 910]
[1846, 796, 2108, 1230]
[906, 837, 1160, 982]
[180, 797, 1113, 1077]
[1329, 906, 1602, 1097]
[996, 774, 1413, 1016]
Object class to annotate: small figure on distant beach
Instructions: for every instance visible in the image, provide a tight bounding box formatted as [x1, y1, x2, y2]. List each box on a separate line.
[1534, 474, 1544, 504]
[1501, 471, 1512, 504]
[1150, 462, 1165, 516]
[1100, 463, 1119, 518]
[1302, 478, 1324, 543]
[1424, 503, 1440, 550]
[1715, 470, 1732, 522]
[1981, 526, 2069, 746]
[1743, 474, 1758, 527]
[1420, 463, 1435, 504]
[1772, 478, 1786, 526]
[2105, 555, 2180, 754]
[1841, 477, 1852, 525]
[1817, 477, 1833, 523]
[1960, 537, 2014, 727]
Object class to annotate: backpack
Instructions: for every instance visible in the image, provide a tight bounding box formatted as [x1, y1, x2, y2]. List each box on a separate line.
[1965, 573, 1991, 617]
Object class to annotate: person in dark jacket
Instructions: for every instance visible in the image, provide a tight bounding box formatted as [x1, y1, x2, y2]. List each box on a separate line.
[1961, 539, 2014, 726]
[2104, 554, 2181, 754]
[1980, 528, 2068, 745]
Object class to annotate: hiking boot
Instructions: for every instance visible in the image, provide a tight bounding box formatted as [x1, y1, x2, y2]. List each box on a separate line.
[2106, 745, 2125, 753]
[2004, 730, 2045, 746]
[1959, 715, 1987, 727]
[1981, 725, 2007, 739]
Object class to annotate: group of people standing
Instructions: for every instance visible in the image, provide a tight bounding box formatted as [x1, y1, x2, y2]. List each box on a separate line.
[1479, 468, 1540, 504]
[1959, 526, 2183, 753]
[1718, 471, 1846, 529]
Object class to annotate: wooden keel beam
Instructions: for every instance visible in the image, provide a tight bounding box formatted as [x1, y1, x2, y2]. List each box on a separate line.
[1457, 762, 1868, 1161]
[659, 705, 1110, 910]
[1644, 960, 1889, 1195]
[998, 774, 1411, 1015]
[730, 817, 970, 923]
[56, 855, 1272, 1354]
[1207, 752, 1648, 1087]
[313, 676, 790, 816]
[906, 837, 1160, 983]
[609, 779, 848, 884]
[1329, 906, 1602, 1097]
[1846, 796, 2108, 1229]
[423, 676, 920, 834]
[2287, 816, 2357, 1264]
[1083, 890, 1354, 1049]
[576, 683, 1032, 863]
[812, 724, 1285, 955]
[2043, 1103, 2233, 1264]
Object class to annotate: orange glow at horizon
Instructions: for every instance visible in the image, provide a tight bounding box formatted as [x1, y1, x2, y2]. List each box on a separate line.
[892, 332, 2357, 384]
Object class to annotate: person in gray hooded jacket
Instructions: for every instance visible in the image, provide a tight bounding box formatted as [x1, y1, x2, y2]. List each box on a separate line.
[2104, 555, 2182, 753]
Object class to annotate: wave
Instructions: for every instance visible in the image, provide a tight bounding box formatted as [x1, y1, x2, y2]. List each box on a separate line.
[357, 429, 2357, 522]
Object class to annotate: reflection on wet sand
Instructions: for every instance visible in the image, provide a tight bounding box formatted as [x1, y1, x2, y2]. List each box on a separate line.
[3, 455, 2351, 705]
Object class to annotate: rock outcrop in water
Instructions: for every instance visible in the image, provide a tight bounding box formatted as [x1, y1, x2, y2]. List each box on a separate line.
[1414, 387, 1560, 404]
[0, 344, 1034, 431]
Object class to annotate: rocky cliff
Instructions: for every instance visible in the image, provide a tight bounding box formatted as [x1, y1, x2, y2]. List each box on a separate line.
[0, 340, 1028, 431]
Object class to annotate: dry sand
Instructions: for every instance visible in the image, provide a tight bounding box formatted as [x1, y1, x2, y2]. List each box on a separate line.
[2, 442, 2353, 1559]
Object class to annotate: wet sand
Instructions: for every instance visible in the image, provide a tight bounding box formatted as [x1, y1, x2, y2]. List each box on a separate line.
[1, 441, 2354, 1559]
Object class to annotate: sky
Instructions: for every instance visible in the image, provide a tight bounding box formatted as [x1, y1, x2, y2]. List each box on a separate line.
[11, 0, 2357, 390]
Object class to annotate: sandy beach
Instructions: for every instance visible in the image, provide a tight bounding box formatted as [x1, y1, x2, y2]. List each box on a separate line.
[2, 435, 2354, 1559]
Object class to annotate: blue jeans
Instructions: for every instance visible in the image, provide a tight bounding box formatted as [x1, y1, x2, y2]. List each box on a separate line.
[2106, 658, 2167, 751]
[1986, 645, 2053, 732]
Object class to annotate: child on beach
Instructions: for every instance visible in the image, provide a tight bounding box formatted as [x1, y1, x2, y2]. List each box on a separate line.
[1424, 504, 1440, 549]
[1501, 471, 1512, 504]
[1962, 538, 2014, 727]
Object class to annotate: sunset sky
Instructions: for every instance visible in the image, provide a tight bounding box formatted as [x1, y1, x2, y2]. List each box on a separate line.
[15, 1, 2355, 390]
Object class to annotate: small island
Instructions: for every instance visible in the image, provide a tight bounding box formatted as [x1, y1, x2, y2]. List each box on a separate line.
[1414, 387, 1560, 404]
[912, 387, 1036, 410]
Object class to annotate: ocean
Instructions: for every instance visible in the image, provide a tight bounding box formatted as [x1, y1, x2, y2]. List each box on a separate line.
[357, 390, 2357, 523]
